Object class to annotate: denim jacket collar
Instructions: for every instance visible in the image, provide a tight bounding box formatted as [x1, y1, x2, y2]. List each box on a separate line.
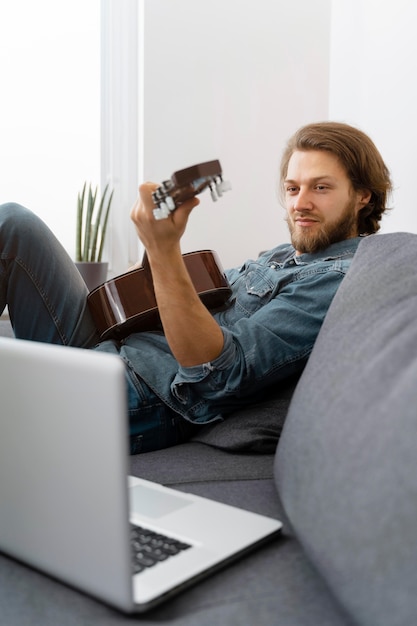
[271, 236, 365, 267]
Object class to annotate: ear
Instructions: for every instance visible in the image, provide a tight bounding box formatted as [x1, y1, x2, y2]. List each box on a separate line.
[357, 188, 372, 209]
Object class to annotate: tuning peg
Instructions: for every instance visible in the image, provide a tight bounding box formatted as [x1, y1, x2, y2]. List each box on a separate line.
[152, 188, 163, 203]
[161, 180, 173, 192]
[216, 179, 231, 196]
[209, 184, 218, 202]
[165, 196, 176, 211]
[153, 202, 171, 220]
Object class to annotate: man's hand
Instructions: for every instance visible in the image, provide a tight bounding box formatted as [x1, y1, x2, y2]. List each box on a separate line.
[130, 182, 200, 259]
[129, 182, 224, 368]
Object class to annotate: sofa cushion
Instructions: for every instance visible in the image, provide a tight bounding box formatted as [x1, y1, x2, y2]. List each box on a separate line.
[191, 375, 299, 453]
[130, 441, 275, 485]
[274, 232, 417, 626]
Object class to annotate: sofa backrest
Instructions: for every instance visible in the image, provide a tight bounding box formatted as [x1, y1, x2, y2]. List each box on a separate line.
[274, 232, 417, 626]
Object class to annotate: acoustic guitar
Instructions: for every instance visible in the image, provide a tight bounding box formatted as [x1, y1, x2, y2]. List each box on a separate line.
[87, 161, 232, 340]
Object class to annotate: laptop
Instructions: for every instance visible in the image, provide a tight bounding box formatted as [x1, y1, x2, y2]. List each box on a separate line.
[0, 337, 282, 613]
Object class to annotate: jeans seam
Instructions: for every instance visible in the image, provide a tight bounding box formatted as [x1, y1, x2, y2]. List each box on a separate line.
[16, 257, 69, 344]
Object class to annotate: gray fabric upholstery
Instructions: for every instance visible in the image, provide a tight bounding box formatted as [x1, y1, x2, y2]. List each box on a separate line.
[191, 375, 299, 453]
[0, 319, 13, 338]
[130, 441, 276, 484]
[275, 233, 417, 626]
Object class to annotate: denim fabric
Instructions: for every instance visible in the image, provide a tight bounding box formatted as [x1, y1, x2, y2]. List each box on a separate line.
[0, 203, 98, 347]
[93, 338, 197, 453]
[0, 203, 362, 446]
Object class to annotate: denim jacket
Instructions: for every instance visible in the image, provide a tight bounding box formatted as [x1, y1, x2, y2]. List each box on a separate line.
[108, 237, 363, 424]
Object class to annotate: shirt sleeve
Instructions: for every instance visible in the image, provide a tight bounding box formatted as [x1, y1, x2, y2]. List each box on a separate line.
[170, 264, 348, 404]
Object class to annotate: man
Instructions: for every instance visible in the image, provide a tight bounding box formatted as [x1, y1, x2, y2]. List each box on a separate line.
[0, 121, 392, 453]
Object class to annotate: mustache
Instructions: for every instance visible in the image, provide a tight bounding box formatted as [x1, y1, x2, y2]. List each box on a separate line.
[293, 210, 319, 218]
[285, 212, 320, 222]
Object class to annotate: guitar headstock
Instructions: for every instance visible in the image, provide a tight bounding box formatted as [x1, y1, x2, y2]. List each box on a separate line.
[152, 159, 231, 220]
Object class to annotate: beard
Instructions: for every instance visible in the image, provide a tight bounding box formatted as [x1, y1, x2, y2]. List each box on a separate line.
[286, 198, 359, 254]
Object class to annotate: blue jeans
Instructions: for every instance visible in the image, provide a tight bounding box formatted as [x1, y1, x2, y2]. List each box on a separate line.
[0, 203, 191, 453]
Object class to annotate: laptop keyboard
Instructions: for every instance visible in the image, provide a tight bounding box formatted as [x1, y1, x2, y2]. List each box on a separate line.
[130, 524, 192, 574]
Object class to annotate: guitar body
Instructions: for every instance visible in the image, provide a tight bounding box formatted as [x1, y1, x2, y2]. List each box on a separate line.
[87, 250, 232, 340]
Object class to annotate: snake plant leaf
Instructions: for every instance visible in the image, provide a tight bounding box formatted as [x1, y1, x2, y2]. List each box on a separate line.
[76, 182, 87, 262]
[75, 182, 113, 262]
[84, 185, 97, 261]
[97, 186, 114, 262]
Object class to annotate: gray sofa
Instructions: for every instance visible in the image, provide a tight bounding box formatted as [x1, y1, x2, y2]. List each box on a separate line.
[0, 232, 416, 626]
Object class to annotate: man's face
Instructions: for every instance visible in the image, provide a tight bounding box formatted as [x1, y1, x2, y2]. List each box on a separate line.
[284, 150, 370, 254]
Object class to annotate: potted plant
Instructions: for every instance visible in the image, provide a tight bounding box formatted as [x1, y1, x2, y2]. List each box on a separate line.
[75, 182, 114, 291]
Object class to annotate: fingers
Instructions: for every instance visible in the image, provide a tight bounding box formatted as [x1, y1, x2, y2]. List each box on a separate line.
[129, 183, 156, 224]
[139, 181, 159, 202]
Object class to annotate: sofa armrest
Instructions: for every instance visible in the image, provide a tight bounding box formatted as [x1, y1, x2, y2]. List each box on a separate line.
[275, 233, 417, 626]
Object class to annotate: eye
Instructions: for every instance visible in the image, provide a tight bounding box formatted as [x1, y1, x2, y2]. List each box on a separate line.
[315, 184, 329, 191]
[285, 185, 298, 194]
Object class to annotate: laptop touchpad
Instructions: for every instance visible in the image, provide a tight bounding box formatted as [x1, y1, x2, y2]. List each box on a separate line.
[130, 485, 192, 519]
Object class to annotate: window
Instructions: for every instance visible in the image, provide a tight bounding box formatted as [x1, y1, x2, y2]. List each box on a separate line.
[0, 0, 101, 260]
[0, 0, 141, 276]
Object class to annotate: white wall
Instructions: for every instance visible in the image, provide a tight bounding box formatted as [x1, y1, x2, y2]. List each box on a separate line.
[142, 0, 331, 268]
[329, 0, 417, 235]
[0, 1, 101, 258]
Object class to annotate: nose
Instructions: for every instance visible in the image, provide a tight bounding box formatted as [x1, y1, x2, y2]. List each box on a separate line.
[292, 187, 313, 211]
